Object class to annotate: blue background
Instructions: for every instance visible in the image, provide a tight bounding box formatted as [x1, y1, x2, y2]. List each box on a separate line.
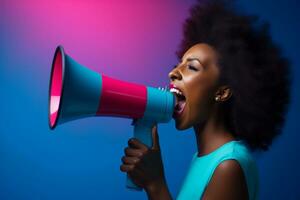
[1, 0, 299, 199]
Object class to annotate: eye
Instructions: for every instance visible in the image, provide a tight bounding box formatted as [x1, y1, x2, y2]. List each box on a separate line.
[188, 65, 198, 71]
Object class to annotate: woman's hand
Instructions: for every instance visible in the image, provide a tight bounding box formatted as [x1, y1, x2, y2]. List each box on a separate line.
[120, 125, 173, 200]
[120, 125, 166, 190]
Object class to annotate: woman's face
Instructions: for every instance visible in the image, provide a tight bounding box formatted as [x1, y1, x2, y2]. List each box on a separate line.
[169, 43, 220, 130]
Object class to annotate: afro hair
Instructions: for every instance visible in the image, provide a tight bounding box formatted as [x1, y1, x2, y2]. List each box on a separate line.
[177, 0, 291, 150]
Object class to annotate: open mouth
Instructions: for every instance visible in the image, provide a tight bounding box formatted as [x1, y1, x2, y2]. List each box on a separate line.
[170, 87, 186, 118]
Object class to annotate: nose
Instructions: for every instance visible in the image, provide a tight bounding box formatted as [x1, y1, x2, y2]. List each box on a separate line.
[168, 67, 182, 81]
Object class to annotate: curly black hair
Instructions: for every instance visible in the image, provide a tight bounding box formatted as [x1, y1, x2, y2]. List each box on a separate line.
[177, 0, 291, 151]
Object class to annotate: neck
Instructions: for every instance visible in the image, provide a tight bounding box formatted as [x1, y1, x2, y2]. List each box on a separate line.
[193, 109, 235, 157]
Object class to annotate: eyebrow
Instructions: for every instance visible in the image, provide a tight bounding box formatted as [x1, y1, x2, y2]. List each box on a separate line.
[186, 58, 202, 64]
[174, 57, 204, 69]
[179, 57, 203, 66]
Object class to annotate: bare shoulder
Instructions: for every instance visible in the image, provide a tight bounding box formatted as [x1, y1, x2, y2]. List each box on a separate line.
[202, 159, 249, 200]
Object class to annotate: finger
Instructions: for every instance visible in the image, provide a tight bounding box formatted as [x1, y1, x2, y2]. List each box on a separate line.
[151, 124, 160, 150]
[120, 164, 134, 172]
[128, 138, 148, 151]
[121, 156, 139, 165]
[124, 147, 143, 157]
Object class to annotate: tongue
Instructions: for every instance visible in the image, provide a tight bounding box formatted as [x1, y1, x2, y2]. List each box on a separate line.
[175, 100, 186, 115]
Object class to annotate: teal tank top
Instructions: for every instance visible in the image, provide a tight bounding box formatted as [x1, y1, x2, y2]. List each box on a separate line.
[176, 140, 259, 200]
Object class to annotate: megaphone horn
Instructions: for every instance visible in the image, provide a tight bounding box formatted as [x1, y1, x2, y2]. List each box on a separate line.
[48, 45, 175, 190]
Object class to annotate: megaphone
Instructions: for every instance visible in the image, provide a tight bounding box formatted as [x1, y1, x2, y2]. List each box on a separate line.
[48, 45, 175, 190]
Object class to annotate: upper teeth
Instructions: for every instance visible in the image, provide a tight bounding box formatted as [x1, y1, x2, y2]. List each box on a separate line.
[170, 88, 183, 96]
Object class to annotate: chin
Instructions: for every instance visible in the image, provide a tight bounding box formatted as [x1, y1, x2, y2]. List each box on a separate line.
[175, 121, 192, 130]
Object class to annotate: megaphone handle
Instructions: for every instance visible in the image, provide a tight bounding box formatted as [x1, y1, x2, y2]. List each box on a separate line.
[126, 118, 155, 191]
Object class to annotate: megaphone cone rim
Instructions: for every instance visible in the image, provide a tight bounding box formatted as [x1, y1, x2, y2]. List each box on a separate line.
[48, 45, 66, 130]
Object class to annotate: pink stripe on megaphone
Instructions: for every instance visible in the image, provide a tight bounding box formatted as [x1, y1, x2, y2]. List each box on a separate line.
[97, 75, 147, 119]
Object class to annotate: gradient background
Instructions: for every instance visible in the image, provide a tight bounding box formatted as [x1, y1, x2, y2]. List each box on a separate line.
[1, 0, 299, 199]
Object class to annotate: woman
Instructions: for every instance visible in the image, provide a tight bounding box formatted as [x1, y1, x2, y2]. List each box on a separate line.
[120, 0, 291, 199]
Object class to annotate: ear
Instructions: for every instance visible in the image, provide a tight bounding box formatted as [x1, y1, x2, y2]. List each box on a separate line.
[215, 85, 232, 102]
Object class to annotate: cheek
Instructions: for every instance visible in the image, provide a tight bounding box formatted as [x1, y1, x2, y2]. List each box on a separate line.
[187, 83, 215, 123]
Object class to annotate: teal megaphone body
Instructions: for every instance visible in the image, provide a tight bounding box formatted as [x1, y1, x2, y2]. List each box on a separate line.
[48, 45, 175, 190]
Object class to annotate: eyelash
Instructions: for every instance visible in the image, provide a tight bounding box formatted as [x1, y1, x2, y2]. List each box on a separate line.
[172, 64, 199, 71]
[188, 65, 198, 71]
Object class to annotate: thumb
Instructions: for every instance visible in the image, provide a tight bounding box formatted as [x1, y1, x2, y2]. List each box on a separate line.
[151, 124, 160, 150]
